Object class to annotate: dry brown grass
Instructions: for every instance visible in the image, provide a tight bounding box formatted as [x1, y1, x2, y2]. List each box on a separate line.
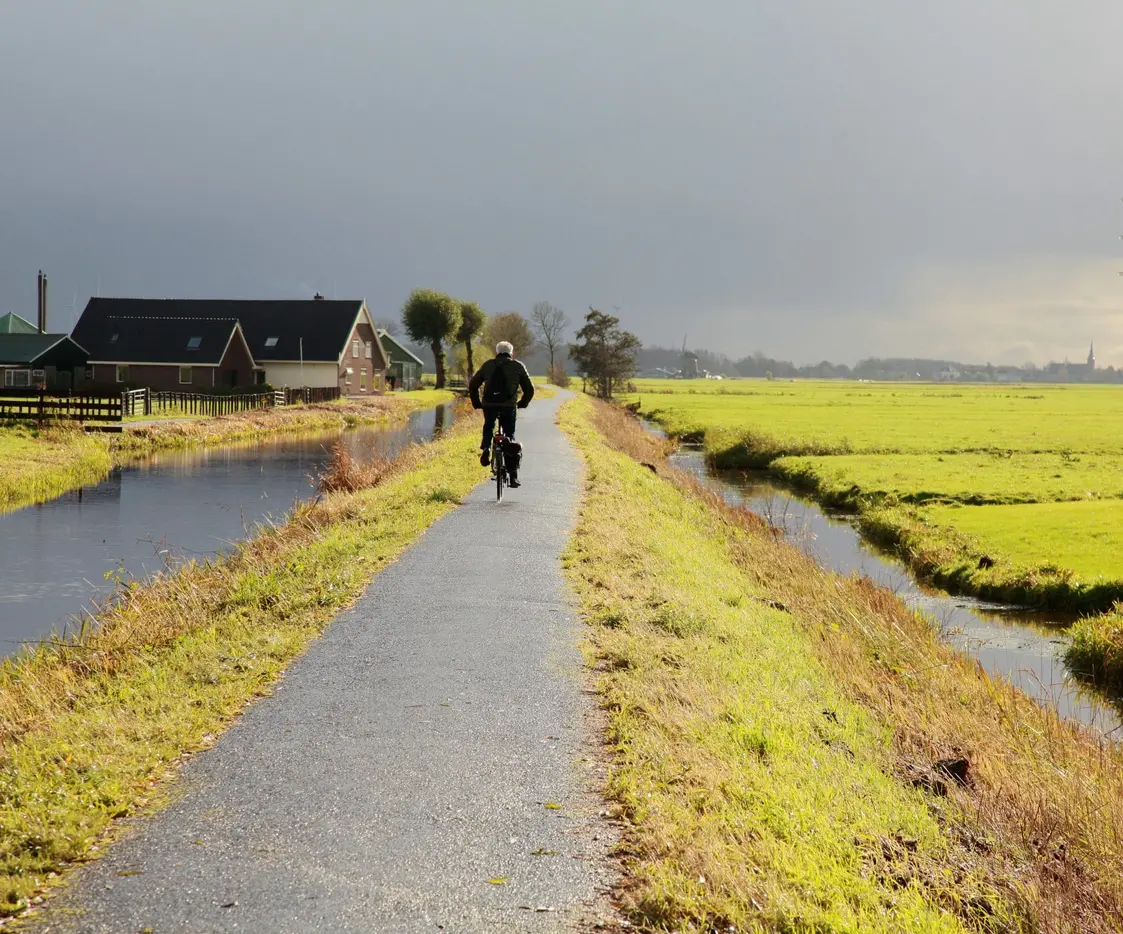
[582, 396, 1123, 932]
[114, 395, 440, 456]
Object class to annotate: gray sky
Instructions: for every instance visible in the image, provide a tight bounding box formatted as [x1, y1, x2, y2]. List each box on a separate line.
[3, 1, 1122, 366]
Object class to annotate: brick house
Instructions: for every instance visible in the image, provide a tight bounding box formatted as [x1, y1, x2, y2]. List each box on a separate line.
[72, 313, 256, 390]
[71, 297, 388, 393]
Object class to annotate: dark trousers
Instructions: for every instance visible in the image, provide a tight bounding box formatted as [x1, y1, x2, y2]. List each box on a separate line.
[481, 406, 517, 451]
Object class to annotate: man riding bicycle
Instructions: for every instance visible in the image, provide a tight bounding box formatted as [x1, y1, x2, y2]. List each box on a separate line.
[469, 341, 534, 487]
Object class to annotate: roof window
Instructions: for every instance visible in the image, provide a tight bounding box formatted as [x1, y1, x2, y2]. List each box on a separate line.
[186, 336, 203, 350]
[109, 333, 119, 342]
[264, 336, 279, 348]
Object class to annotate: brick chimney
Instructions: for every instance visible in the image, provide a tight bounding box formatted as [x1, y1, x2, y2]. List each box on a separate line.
[37, 270, 48, 334]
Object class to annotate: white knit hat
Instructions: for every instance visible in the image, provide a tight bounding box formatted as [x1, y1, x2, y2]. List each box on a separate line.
[496, 341, 514, 355]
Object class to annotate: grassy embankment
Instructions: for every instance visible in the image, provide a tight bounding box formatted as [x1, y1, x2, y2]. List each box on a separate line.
[0, 390, 453, 515]
[562, 395, 1123, 933]
[626, 380, 1123, 680]
[0, 403, 485, 918]
[0, 426, 112, 514]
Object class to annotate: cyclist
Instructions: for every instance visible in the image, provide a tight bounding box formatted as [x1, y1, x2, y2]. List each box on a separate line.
[469, 340, 534, 487]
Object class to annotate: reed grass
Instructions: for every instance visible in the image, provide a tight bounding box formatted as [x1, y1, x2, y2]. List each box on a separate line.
[562, 396, 1123, 933]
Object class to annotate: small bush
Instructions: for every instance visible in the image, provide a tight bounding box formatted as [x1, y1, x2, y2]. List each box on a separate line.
[547, 364, 571, 388]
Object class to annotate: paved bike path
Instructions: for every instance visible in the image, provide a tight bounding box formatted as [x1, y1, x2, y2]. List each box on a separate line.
[41, 392, 615, 933]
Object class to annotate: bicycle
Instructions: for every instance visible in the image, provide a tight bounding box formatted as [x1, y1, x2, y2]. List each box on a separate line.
[490, 429, 510, 502]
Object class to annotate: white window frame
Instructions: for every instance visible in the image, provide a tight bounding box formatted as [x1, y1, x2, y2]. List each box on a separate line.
[360, 367, 367, 392]
[353, 338, 361, 358]
[116, 365, 129, 383]
[179, 366, 193, 384]
[365, 341, 372, 359]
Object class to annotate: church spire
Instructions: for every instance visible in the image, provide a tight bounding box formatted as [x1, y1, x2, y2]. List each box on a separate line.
[1088, 340, 1096, 370]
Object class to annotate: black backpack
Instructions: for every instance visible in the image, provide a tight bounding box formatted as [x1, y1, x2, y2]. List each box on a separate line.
[482, 358, 517, 404]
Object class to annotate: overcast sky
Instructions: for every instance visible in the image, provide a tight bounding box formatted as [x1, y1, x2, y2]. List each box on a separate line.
[3, 1, 1122, 365]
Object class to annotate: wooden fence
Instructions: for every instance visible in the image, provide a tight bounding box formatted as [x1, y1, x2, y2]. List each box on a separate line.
[1, 385, 344, 424]
[122, 389, 276, 418]
[278, 386, 342, 405]
[0, 391, 123, 423]
[121, 386, 341, 417]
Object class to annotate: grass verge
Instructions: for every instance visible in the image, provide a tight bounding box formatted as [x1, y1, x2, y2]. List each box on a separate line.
[561, 396, 1123, 933]
[1066, 609, 1123, 693]
[112, 391, 454, 457]
[0, 426, 112, 516]
[0, 404, 485, 918]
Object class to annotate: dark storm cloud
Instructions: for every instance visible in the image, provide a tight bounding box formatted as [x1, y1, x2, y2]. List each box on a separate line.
[3, 1, 1122, 364]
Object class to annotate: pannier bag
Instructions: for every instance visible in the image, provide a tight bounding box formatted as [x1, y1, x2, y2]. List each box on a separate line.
[503, 440, 523, 471]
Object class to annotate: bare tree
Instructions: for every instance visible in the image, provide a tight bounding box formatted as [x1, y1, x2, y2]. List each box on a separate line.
[530, 301, 569, 372]
[483, 311, 535, 358]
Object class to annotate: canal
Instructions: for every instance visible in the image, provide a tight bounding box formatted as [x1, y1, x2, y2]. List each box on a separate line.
[669, 443, 1123, 738]
[0, 404, 453, 657]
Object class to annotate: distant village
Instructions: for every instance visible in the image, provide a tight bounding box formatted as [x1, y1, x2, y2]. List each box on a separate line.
[637, 342, 1122, 384]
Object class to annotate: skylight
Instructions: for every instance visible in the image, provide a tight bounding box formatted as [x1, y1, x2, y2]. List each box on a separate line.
[264, 336, 279, 347]
[186, 336, 203, 350]
[109, 333, 119, 342]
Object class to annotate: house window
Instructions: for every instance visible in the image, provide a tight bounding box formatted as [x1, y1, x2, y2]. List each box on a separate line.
[360, 368, 367, 392]
[353, 338, 360, 358]
[85, 367, 94, 381]
[179, 366, 193, 384]
[115, 365, 129, 383]
[32, 369, 45, 386]
[3, 369, 30, 388]
[254, 370, 266, 385]
[264, 336, 279, 348]
[365, 341, 372, 359]
[186, 336, 203, 350]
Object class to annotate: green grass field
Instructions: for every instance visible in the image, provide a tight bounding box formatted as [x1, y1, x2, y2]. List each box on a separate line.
[773, 451, 1123, 507]
[628, 379, 1123, 457]
[629, 379, 1123, 672]
[923, 500, 1123, 582]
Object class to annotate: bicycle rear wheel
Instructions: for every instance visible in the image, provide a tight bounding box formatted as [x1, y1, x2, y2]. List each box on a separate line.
[494, 448, 504, 502]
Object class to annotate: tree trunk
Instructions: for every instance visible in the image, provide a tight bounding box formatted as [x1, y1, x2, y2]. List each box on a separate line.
[465, 339, 475, 379]
[432, 341, 447, 389]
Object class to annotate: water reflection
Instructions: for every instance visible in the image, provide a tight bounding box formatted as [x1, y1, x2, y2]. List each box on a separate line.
[670, 445, 1123, 738]
[0, 404, 454, 656]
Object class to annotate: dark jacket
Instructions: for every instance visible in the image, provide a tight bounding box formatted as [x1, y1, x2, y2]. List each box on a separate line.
[469, 354, 534, 408]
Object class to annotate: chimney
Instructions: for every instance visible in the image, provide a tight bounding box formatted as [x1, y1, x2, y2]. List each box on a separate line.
[313, 292, 325, 301]
[40, 272, 48, 334]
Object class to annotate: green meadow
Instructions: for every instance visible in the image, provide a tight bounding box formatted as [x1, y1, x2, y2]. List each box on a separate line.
[628, 379, 1123, 682]
[629, 379, 1123, 459]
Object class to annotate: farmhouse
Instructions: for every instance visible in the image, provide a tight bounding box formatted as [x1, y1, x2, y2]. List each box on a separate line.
[0, 328, 89, 390]
[377, 329, 425, 390]
[71, 298, 389, 393]
[71, 313, 256, 390]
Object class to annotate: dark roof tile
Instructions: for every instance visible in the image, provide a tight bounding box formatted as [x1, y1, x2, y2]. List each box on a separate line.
[73, 299, 366, 363]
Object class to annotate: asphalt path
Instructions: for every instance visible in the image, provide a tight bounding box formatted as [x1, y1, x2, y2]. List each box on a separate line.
[39, 391, 615, 933]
